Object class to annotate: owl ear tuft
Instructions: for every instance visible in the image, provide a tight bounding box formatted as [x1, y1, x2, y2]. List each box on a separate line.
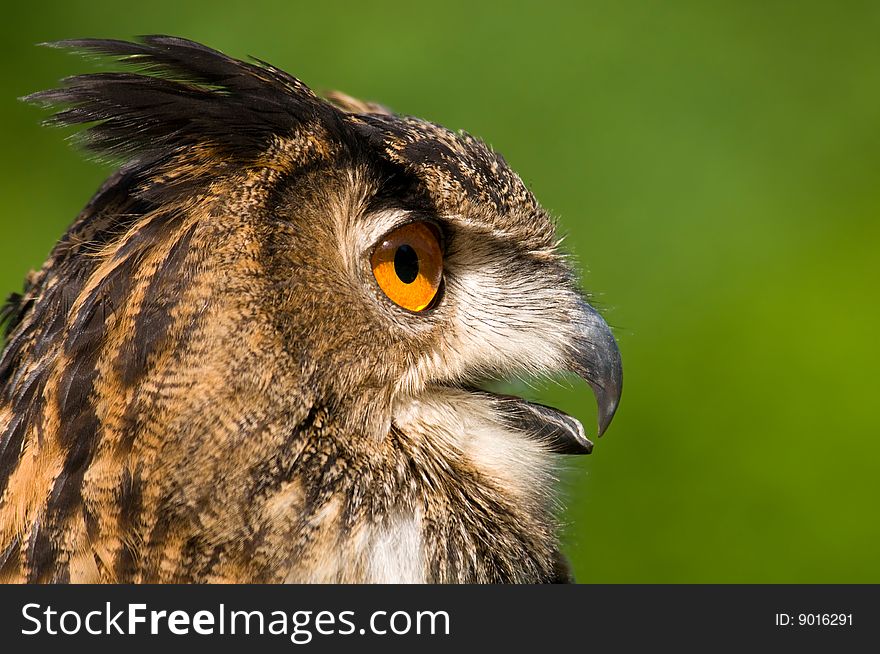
[24, 36, 343, 164]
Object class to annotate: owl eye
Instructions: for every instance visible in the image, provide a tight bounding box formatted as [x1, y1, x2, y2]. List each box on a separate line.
[371, 221, 443, 312]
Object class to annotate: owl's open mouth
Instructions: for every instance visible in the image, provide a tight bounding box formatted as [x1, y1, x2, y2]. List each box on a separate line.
[472, 299, 623, 455]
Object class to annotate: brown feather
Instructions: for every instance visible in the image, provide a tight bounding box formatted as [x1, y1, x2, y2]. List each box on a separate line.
[0, 36, 612, 583]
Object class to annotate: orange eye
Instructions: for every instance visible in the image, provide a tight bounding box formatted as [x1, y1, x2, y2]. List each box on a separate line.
[371, 221, 443, 312]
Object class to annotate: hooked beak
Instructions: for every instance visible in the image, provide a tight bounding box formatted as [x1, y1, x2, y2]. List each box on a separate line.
[485, 299, 622, 455]
[569, 299, 623, 438]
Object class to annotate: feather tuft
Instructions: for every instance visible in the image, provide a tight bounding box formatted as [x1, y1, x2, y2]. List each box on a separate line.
[23, 35, 337, 163]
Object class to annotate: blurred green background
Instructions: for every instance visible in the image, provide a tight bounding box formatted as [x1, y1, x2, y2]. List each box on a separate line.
[1, 1, 878, 582]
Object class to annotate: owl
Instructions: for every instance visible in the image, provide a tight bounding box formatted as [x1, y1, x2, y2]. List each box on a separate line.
[0, 36, 621, 583]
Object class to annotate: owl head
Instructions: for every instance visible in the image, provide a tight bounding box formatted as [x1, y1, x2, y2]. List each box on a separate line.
[0, 36, 622, 582]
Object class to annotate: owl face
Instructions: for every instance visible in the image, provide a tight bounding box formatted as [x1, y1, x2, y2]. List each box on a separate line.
[260, 114, 621, 455]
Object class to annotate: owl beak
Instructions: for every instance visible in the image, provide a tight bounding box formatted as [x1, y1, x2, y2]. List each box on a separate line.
[569, 300, 623, 437]
[481, 301, 621, 454]
[466, 300, 623, 454]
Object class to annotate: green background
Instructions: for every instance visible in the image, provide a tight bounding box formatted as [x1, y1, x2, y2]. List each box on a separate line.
[1, 1, 878, 582]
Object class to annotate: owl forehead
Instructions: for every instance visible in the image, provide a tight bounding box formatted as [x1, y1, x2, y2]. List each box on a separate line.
[347, 113, 558, 250]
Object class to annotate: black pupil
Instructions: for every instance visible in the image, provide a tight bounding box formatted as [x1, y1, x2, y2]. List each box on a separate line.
[394, 244, 420, 284]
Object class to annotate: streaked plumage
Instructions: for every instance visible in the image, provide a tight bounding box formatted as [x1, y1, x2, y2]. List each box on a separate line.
[0, 36, 621, 583]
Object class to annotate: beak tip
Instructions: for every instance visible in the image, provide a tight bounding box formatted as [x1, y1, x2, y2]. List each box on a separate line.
[594, 378, 622, 437]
